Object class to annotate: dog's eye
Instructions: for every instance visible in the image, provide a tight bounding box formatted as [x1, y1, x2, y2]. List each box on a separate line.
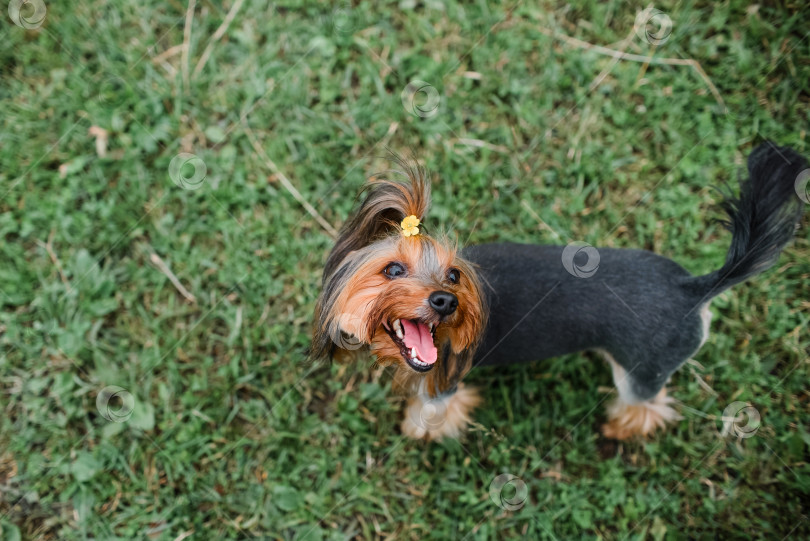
[447, 268, 460, 284]
[383, 262, 407, 278]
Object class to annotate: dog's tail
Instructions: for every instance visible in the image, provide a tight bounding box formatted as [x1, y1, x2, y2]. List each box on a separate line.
[688, 142, 806, 299]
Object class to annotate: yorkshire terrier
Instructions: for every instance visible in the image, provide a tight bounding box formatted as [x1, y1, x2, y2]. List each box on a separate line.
[311, 158, 488, 440]
[464, 142, 807, 439]
[313, 143, 806, 441]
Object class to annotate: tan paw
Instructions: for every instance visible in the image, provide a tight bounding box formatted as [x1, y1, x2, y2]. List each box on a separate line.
[401, 384, 481, 441]
[602, 388, 682, 440]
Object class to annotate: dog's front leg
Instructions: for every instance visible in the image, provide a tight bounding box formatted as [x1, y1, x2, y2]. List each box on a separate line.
[400, 380, 481, 441]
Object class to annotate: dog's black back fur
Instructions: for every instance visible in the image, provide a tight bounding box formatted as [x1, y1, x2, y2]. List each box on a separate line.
[464, 143, 806, 400]
[464, 246, 701, 368]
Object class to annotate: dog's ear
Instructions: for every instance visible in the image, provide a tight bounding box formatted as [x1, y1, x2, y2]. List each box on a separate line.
[323, 155, 431, 279]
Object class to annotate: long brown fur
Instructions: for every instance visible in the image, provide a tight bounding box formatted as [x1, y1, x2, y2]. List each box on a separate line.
[401, 383, 482, 440]
[601, 388, 682, 440]
[312, 156, 487, 403]
[322, 156, 431, 279]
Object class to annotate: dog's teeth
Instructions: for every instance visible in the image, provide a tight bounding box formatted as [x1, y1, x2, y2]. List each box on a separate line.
[395, 328, 403, 339]
[410, 347, 417, 358]
[428, 322, 433, 332]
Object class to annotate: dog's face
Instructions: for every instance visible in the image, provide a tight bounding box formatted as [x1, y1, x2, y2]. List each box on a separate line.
[323, 235, 484, 374]
[312, 160, 486, 388]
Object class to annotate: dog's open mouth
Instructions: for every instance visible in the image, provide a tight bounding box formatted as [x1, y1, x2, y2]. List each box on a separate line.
[383, 318, 437, 373]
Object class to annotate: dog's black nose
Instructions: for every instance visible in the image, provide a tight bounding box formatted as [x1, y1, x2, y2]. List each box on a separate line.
[429, 291, 458, 316]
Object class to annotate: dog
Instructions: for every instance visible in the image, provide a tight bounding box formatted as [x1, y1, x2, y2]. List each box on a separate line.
[311, 157, 488, 440]
[312, 143, 806, 441]
[463, 142, 807, 439]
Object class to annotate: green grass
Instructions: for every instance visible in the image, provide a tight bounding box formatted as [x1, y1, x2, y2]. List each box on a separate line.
[1, 0, 809, 539]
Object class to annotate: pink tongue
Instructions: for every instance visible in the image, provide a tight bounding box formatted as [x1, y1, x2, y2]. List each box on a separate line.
[400, 319, 437, 364]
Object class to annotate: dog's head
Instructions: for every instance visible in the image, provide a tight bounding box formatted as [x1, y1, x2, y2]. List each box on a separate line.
[312, 157, 486, 393]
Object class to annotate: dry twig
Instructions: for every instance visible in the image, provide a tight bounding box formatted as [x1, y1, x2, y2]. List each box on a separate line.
[242, 122, 339, 238]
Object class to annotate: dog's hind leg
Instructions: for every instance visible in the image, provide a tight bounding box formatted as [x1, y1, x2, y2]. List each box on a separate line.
[600, 352, 682, 440]
[600, 304, 712, 439]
